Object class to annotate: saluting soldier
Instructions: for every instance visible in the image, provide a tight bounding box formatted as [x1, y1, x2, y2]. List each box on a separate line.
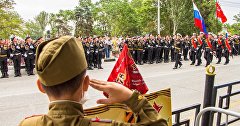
[190, 33, 198, 65]
[19, 36, 167, 126]
[173, 33, 183, 69]
[34, 37, 44, 51]
[0, 44, 10, 78]
[23, 45, 35, 76]
[10, 45, 22, 77]
[11, 37, 22, 53]
[25, 37, 35, 53]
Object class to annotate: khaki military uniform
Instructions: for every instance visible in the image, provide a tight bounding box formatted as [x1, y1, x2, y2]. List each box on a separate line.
[19, 36, 167, 126]
[19, 91, 167, 126]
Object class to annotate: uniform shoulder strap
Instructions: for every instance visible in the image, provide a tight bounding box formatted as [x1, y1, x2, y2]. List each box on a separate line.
[19, 115, 43, 126]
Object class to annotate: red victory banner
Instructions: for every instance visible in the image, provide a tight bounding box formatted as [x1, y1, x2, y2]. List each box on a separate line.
[107, 44, 148, 94]
[216, 2, 227, 23]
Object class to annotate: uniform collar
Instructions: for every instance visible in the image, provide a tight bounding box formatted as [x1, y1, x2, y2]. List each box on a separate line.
[48, 100, 84, 117]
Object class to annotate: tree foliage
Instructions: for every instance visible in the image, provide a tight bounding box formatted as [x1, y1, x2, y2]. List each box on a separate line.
[75, 0, 94, 37]
[23, 20, 42, 39]
[1, 0, 240, 39]
[47, 10, 75, 37]
[35, 11, 48, 36]
[225, 12, 240, 35]
[0, 0, 23, 39]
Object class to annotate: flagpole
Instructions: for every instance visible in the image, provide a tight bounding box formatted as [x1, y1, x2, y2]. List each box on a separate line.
[157, 0, 160, 35]
[216, 0, 218, 35]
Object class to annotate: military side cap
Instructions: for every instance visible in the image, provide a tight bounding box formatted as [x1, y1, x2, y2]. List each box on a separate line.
[35, 36, 87, 86]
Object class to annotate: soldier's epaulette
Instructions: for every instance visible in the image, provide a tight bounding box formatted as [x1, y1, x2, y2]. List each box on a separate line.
[25, 114, 43, 119]
[91, 117, 112, 123]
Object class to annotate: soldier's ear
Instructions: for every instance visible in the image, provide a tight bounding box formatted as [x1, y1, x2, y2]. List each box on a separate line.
[37, 79, 46, 94]
[83, 75, 89, 91]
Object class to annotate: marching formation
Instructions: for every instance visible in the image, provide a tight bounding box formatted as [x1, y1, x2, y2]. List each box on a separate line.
[122, 32, 239, 69]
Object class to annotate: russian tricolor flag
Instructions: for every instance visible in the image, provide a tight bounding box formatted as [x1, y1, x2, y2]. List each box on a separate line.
[193, 2, 208, 35]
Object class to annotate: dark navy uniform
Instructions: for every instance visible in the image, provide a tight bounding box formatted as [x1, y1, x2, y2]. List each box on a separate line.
[190, 38, 197, 65]
[173, 39, 182, 69]
[95, 41, 104, 69]
[216, 38, 224, 64]
[85, 42, 94, 70]
[0, 45, 9, 78]
[203, 39, 213, 67]
[10, 45, 22, 77]
[136, 40, 144, 65]
[170, 38, 175, 62]
[147, 39, 155, 64]
[164, 39, 170, 63]
[23, 45, 35, 75]
[196, 38, 204, 66]
[183, 39, 190, 61]
[233, 37, 239, 55]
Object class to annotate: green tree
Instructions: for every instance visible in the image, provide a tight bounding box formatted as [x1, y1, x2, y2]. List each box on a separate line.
[233, 12, 240, 22]
[35, 11, 49, 36]
[75, 0, 94, 37]
[48, 10, 74, 37]
[0, 0, 15, 9]
[23, 20, 42, 39]
[196, 0, 222, 34]
[0, 0, 23, 39]
[48, 13, 58, 37]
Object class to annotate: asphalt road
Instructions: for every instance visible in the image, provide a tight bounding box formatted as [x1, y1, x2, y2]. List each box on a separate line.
[1, 56, 240, 126]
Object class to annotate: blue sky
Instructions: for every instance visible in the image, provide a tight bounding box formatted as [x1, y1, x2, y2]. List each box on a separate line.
[14, 0, 240, 24]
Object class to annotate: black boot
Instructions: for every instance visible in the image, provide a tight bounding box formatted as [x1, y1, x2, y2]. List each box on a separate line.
[179, 64, 182, 68]
[14, 70, 18, 77]
[4, 72, 9, 78]
[27, 71, 31, 76]
[30, 70, 35, 75]
[88, 67, 93, 70]
[1, 72, 5, 78]
[18, 70, 22, 77]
